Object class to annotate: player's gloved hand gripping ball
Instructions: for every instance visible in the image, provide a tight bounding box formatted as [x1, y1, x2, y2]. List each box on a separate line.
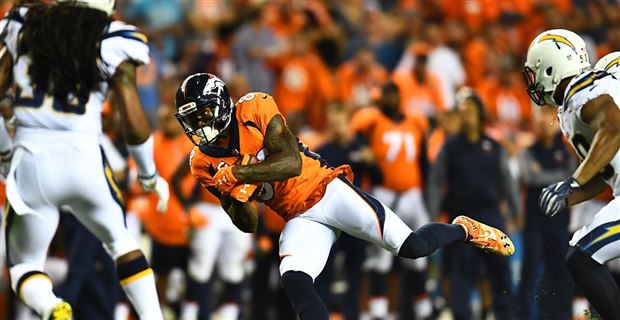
[213, 154, 261, 202]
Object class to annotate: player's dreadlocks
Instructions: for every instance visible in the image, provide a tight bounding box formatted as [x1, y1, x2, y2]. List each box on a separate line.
[22, 3, 112, 104]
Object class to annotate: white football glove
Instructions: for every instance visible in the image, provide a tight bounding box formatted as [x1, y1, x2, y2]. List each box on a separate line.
[139, 174, 170, 212]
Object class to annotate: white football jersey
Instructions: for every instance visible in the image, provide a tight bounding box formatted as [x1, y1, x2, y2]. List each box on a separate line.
[559, 69, 620, 196]
[0, 8, 149, 136]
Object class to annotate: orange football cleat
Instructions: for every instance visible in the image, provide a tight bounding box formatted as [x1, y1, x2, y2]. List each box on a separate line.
[452, 215, 515, 256]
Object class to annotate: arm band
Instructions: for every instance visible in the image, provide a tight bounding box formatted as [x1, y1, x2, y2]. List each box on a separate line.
[127, 135, 157, 179]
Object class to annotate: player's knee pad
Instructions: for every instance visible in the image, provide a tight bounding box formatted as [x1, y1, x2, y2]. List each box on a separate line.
[9, 263, 48, 293]
[102, 231, 140, 260]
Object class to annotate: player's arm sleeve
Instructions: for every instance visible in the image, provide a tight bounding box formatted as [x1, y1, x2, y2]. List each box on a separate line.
[518, 148, 574, 187]
[426, 143, 448, 219]
[499, 148, 521, 218]
[100, 23, 150, 79]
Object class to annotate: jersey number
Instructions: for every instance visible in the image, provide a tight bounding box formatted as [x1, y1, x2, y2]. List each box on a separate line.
[571, 134, 615, 179]
[15, 86, 86, 115]
[382, 131, 416, 163]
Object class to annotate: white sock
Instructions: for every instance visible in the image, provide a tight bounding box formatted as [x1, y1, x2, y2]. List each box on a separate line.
[120, 269, 163, 320]
[217, 303, 240, 319]
[414, 296, 433, 319]
[180, 301, 199, 320]
[369, 297, 389, 318]
[19, 275, 62, 317]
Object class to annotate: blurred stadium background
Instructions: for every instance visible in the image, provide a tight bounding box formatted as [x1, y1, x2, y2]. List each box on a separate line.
[1, 0, 620, 319]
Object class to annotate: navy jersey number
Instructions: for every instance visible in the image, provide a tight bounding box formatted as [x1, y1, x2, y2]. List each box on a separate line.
[15, 86, 86, 115]
[571, 134, 615, 179]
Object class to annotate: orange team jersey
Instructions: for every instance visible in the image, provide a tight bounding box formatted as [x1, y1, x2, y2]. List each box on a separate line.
[351, 107, 428, 192]
[189, 92, 352, 221]
[392, 70, 445, 117]
[140, 132, 196, 245]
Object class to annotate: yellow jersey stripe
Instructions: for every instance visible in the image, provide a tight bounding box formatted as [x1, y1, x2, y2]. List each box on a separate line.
[119, 268, 153, 286]
[565, 71, 608, 102]
[104, 164, 124, 204]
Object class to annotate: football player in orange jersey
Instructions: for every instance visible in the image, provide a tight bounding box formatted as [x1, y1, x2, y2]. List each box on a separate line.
[351, 83, 433, 319]
[174, 73, 515, 320]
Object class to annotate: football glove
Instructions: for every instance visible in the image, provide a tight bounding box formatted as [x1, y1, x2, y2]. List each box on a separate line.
[213, 165, 238, 194]
[539, 177, 580, 217]
[139, 174, 170, 212]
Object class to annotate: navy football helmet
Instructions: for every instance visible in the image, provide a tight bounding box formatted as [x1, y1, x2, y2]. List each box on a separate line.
[175, 73, 233, 146]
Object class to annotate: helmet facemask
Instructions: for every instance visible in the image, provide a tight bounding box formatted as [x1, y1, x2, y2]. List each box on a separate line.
[523, 66, 554, 106]
[175, 97, 232, 146]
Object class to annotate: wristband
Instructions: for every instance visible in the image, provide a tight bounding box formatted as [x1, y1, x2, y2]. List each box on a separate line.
[127, 135, 157, 178]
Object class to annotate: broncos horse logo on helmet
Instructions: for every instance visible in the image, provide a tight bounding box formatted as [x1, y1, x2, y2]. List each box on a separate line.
[175, 73, 234, 146]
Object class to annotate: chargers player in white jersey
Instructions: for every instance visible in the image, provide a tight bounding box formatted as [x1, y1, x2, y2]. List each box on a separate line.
[524, 29, 620, 319]
[0, 1, 169, 319]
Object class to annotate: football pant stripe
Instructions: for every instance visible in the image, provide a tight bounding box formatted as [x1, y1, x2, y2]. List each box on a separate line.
[339, 176, 386, 241]
[576, 219, 620, 256]
[99, 148, 124, 208]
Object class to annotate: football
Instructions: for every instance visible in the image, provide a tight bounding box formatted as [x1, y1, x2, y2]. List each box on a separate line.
[230, 153, 262, 202]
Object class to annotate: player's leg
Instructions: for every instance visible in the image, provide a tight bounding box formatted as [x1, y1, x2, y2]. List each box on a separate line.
[397, 189, 432, 319]
[365, 187, 398, 319]
[216, 221, 252, 319]
[68, 149, 161, 319]
[5, 203, 69, 319]
[566, 198, 620, 318]
[321, 178, 466, 258]
[5, 149, 71, 319]
[278, 214, 338, 320]
[185, 202, 224, 319]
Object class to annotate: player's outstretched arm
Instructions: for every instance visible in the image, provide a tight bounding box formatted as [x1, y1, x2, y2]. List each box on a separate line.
[233, 115, 302, 183]
[573, 94, 620, 185]
[109, 61, 151, 144]
[208, 186, 258, 233]
[110, 61, 169, 212]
